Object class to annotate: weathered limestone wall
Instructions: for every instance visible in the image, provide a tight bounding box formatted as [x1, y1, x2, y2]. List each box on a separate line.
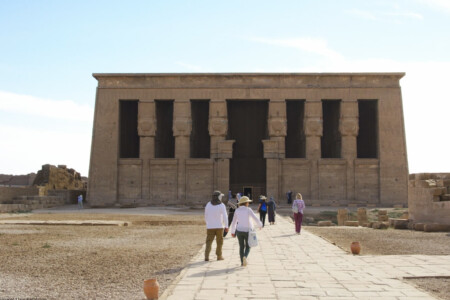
[88, 73, 408, 207]
[408, 173, 450, 225]
[0, 187, 39, 203]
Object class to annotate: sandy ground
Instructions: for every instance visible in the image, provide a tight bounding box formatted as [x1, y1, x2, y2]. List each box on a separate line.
[306, 226, 450, 300]
[0, 213, 206, 299]
[1, 210, 449, 299]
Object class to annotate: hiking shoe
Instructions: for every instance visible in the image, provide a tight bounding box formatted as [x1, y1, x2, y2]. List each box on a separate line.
[205, 258, 209, 261]
[243, 257, 247, 266]
[217, 256, 224, 261]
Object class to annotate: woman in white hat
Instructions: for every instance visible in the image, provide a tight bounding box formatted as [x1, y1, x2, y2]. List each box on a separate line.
[230, 196, 263, 266]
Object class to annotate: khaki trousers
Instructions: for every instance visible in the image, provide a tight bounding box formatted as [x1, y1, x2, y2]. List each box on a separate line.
[205, 228, 224, 259]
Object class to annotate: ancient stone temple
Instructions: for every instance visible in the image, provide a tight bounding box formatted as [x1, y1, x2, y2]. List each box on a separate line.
[88, 73, 408, 207]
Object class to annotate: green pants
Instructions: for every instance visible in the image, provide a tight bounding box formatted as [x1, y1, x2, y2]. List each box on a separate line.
[236, 230, 250, 265]
[205, 228, 224, 259]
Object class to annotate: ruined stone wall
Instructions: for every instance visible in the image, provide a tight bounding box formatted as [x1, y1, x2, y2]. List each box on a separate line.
[33, 164, 85, 193]
[408, 173, 450, 225]
[0, 187, 39, 203]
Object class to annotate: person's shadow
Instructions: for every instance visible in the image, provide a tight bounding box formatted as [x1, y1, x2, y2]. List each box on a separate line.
[188, 266, 240, 277]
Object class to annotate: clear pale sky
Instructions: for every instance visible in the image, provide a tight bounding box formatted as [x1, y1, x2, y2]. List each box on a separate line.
[1, 0, 449, 177]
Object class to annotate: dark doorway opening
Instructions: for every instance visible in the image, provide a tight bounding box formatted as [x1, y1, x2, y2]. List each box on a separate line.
[357, 100, 378, 158]
[155, 100, 175, 158]
[285, 100, 306, 158]
[227, 100, 268, 198]
[190, 100, 210, 158]
[119, 100, 139, 158]
[321, 100, 341, 158]
[243, 187, 253, 199]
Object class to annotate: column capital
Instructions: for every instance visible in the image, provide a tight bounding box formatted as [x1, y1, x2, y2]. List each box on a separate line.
[209, 117, 228, 137]
[304, 117, 323, 137]
[340, 117, 359, 137]
[173, 117, 192, 137]
[138, 118, 156, 136]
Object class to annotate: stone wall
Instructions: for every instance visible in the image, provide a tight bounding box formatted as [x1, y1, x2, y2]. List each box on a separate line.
[408, 173, 450, 225]
[0, 187, 39, 203]
[33, 164, 86, 193]
[88, 73, 409, 207]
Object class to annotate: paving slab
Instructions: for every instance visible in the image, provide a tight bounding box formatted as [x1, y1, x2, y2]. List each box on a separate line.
[162, 214, 449, 299]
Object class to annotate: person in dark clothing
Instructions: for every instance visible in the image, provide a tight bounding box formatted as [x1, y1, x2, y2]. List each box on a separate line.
[257, 195, 267, 227]
[223, 193, 237, 237]
[286, 190, 292, 204]
[267, 196, 276, 225]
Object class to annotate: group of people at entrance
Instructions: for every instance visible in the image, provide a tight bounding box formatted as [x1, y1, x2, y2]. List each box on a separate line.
[204, 190, 305, 266]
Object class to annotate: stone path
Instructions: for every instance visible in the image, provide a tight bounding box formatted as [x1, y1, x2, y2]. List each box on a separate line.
[162, 215, 449, 300]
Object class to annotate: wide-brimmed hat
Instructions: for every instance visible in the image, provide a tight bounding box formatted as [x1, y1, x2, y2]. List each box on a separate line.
[238, 196, 252, 205]
[259, 195, 267, 200]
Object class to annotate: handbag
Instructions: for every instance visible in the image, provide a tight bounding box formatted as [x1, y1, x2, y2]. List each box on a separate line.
[248, 229, 258, 247]
[292, 202, 299, 214]
[247, 208, 258, 247]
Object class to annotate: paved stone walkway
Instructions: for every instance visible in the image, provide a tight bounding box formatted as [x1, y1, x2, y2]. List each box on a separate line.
[163, 215, 449, 300]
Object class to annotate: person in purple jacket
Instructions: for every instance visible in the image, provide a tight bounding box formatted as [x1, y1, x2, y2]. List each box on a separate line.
[292, 193, 306, 234]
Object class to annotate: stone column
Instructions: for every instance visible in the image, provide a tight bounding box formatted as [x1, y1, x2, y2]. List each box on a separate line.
[339, 101, 359, 204]
[209, 100, 229, 193]
[267, 100, 287, 200]
[173, 100, 192, 202]
[138, 100, 156, 202]
[304, 101, 323, 201]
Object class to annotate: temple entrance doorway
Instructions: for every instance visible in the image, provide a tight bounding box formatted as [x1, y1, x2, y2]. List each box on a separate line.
[227, 100, 268, 201]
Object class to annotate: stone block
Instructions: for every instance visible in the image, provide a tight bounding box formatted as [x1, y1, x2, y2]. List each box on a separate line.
[372, 222, 389, 229]
[424, 223, 450, 232]
[432, 187, 447, 196]
[441, 194, 450, 201]
[414, 223, 425, 231]
[391, 219, 409, 229]
[378, 209, 388, 215]
[337, 208, 348, 226]
[344, 221, 359, 227]
[357, 207, 368, 225]
[401, 212, 409, 219]
[378, 215, 389, 222]
[318, 220, 332, 226]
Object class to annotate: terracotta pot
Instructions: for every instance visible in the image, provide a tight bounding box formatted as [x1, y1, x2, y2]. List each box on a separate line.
[351, 242, 361, 255]
[143, 278, 159, 300]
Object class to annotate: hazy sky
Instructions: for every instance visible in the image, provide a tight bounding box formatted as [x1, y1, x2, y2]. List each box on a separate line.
[1, 0, 449, 176]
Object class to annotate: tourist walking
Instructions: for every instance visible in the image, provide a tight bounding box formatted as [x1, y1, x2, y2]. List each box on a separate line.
[204, 191, 228, 261]
[77, 194, 83, 209]
[286, 190, 292, 204]
[292, 193, 306, 234]
[267, 196, 276, 225]
[257, 195, 267, 227]
[230, 196, 262, 266]
[223, 193, 237, 237]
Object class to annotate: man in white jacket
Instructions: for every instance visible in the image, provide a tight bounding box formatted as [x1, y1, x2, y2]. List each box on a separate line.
[204, 191, 228, 261]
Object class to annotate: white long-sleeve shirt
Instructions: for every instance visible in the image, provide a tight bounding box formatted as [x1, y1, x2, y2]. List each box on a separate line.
[204, 202, 228, 229]
[230, 206, 263, 234]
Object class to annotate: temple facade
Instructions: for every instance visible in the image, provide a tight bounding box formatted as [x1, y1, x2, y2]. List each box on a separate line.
[88, 73, 408, 207]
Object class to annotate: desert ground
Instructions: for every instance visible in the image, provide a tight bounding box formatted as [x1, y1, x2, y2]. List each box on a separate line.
[0, 208, 449, 299]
